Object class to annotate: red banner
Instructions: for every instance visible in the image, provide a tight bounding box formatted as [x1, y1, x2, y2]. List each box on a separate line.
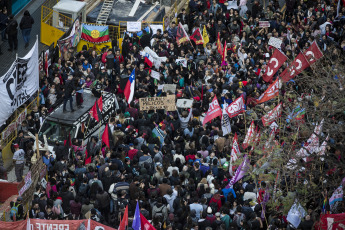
[261, 103, 282, 126]
[281, 52, 309, 82]
[225, 96, 245, 118]
[320, 213, 345, 230]
[190, 28, 203, 45]
[257, 78, 280, 104]
[305, 41, 323, 65]
[282, 41, 323, 82]
[203, 96, 222, 125]
[243, 121, 255, 149]
[263, 49, 287, 82]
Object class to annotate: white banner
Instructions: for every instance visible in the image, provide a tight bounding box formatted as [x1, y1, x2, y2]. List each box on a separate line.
[150, 24, 163, 35]
[268, 37, 282, 49]
[127, 21, 141, 32]
[176, 58, 187, 67]
[0, 39, 39, 125]
[221, 107, 231, 135]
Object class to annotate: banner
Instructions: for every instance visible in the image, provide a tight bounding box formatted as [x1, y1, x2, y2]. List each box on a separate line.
[281, 52, 309, 82]
[163, 84, 177, 93]
[286, 203, 307, 229]
[225, 96, 245, 118]
[150, 24, 163, 35]
[304, 41, 323, 65]
[0, 39, 39, 125]
[268, 37, 282, 49]
[57, 19, 81, 58]
[257, 77, 280, 104]
[261, 103, 282, 126]
[190, 28, 203, 45]
[259, 21, 270, 27]
[203, 96, 222, 125]
[176, 22, 189, 45]
[243, 121, 255, 149]
[221, 107, 231, 135]
[176, 99, 193, 108]
[151, 70, 160, 80]
[231, 133, 240, 163]
[140, 47, 167, 69]
[176, 58, 187, 67]
[226, 154, 250, 188]
[127, 21, 142, 32]
[263, 49, 287, 82]
[321, 213, 345, 229]
[139, 95, 175, 111]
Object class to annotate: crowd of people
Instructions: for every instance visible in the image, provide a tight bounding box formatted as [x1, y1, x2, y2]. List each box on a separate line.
[6, 0, 345, 229]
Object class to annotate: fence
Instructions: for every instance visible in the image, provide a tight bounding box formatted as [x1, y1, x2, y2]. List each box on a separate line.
[0, 94, 39, 167]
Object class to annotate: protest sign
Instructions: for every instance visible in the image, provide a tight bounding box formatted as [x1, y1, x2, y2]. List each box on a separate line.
[127, 22, 141, 32]
[139, 95, 175, 111]
[163, 84, 177, 93]
[268, 37, 282, 49]
[177, 99, 193, 108]
[150, 24, 163, 35]
[259, 21, 270, 27]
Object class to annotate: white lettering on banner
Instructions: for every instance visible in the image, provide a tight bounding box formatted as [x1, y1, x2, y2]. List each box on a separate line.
[32, 223, 70, 230]
[226, 96, 245, 118]
[267, 58, 278, 76]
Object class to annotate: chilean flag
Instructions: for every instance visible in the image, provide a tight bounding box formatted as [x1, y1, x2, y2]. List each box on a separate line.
[124, 69, 135, 104]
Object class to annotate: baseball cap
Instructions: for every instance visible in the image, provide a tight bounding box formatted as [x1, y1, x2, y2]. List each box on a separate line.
[13, 144, 19, 148]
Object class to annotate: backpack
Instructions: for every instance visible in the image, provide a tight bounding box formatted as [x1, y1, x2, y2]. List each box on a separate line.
[79, 183, 88, 195]
[10, 203, 20, 219]
[155, 205, 164, 219]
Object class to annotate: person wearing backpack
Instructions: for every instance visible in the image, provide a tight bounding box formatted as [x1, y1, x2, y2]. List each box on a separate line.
[152, 197, 168, 223]
[10, 196, 24, 221]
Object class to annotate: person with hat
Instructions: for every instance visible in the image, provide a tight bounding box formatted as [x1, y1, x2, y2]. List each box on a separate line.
[12, 143, 25, 182]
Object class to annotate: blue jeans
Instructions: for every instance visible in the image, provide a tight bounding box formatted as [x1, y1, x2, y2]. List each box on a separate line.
[22, 28, 31, 44]
[63, 95, 73, 111]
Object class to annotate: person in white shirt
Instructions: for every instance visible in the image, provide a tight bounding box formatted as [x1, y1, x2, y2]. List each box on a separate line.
[12, 143, 25, 182]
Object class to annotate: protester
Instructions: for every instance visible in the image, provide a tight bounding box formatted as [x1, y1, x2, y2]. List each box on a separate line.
[6, 14, 17, 51]
[5, 0, 344, 229]
[19, 10, 34, 48]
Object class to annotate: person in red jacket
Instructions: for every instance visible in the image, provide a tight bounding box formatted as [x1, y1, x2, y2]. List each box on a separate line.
[127, 143, 138, 160]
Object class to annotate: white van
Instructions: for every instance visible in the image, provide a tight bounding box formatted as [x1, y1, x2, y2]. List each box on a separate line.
[33, 89, 118, 154]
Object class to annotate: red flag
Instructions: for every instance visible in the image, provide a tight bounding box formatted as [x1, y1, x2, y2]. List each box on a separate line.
[243, 121, 255, 149]
[262, 49, 287, 82]
[225, 95, 245, 118]
[144, 56, 153, 68]
[230, 133, 240, 163]
[281, 52, 309, 82]
[261, 103, 282, 126]
[190, 28, 203, 45]
[90, 96, 103, 122]
[203, 96, 222, 125]
[102, 124, 114, 149]
[221, 40, 227, 66]
[304, 41, 323, 65]
[257, 77, 280, 104]
[176, 22, 189, 45]
[140, 212, 156, 230]
[217, 32, 222, 55]
[118, 205, 129, 230]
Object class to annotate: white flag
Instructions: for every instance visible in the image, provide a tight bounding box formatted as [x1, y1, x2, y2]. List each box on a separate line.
[176, 58, 187, 67]
[151, 70, 160, 80]
[221, 107, 231, 136]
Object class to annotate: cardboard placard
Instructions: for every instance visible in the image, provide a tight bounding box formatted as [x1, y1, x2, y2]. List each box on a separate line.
[139, 95, 175, 111]
[176, 99, 193, 108]
[163, 84, 177, 93]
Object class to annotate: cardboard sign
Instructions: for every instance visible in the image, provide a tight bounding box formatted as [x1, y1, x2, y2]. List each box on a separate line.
[163, 84, 177, 93]
[139, 95, 175, 111]
[177, 99, 193, 108]
[127, 21, 141, 32]
[259, 21, 270, 28]
[268, 37, 283, 49]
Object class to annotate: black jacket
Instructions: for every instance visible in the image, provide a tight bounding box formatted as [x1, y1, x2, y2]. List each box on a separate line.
[20, 15, 34, 30]
[6, 19, 17, 35]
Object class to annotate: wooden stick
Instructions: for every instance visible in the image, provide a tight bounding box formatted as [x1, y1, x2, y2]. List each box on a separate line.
[35, 134, 40, 159]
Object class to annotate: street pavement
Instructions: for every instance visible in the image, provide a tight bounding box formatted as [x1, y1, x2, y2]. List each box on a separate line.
[0, 0, 45, 75]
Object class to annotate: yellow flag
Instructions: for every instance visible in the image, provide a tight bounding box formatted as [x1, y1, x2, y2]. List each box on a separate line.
[202, 25, 209, 47]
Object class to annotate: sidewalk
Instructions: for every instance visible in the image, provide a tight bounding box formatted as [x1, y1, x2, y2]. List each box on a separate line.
[0, 0, 46, 75]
